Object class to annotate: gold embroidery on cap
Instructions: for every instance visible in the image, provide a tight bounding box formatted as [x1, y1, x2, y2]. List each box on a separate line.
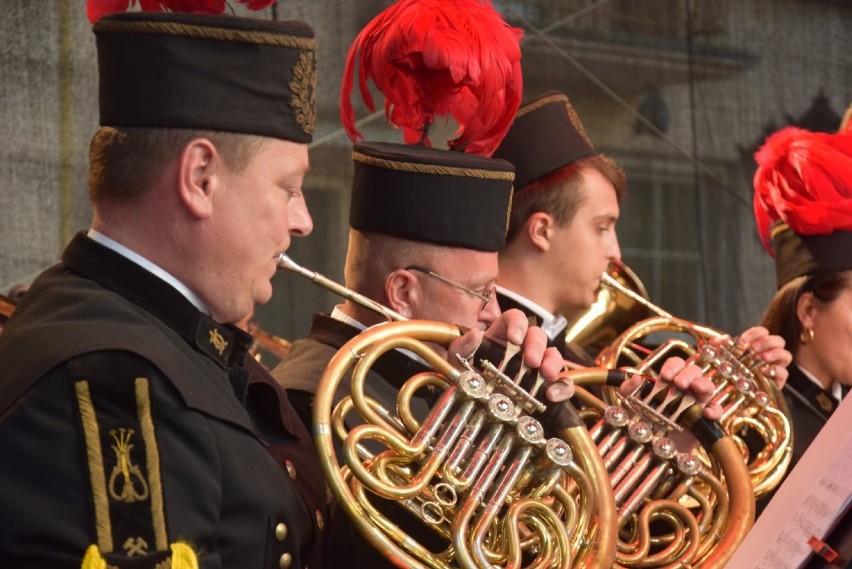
[352, 152, 515, 181]
[209, 329, 228, 356]
[108, 428, 150, 503]
[290, 50, 317, 135]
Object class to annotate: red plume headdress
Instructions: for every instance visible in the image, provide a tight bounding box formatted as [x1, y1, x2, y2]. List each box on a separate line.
[340, 0, 523, 157]
[753, 121, 852, 287]
[87, 0, 275, 23]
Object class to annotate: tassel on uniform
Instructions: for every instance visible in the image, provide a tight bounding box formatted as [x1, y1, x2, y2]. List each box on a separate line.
[79, 542, 198, 569]
[80, 545, 107, 569]
[170, 541, 199, 569]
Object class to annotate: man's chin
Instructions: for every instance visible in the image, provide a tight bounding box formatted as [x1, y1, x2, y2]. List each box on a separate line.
[255, 284, 274, 306]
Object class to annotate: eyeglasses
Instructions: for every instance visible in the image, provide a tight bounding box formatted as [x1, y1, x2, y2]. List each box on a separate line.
[404, 265, 496, 311]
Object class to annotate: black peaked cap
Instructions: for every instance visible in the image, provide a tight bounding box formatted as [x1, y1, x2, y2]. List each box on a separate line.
[94, 11, 317, 142]
[493, 91, 596, 189]
[349, 142, 515, 252]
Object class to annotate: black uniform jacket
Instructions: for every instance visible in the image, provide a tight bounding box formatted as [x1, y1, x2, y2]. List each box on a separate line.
[496, 291, 594, 366]
[272, 313, 448, 568]
[0, 233, 326, 569]
[755, 364, 844, 516]
[783, 364, 843, 470]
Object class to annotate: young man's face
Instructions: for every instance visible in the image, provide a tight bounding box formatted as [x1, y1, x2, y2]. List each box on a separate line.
[551, 166, 621, 312]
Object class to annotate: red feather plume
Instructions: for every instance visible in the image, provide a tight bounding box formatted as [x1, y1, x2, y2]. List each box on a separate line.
[753, 126, 852, 253]
[340, 0, 523, 157]
[87, 0, 275, 23]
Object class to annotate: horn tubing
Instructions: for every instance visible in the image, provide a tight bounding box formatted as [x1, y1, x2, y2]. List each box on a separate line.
[278, 254, 408, 321]
[600, 272, 674, 320]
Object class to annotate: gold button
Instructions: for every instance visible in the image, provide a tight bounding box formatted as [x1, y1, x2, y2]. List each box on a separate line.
[285, 460, 297, 480]
[315, 510, 324, 530]
[275, 522, 288, 541]
[279, 552, 292, 569]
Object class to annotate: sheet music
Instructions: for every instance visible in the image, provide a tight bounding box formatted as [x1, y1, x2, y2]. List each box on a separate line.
[727, 394, 852, 568]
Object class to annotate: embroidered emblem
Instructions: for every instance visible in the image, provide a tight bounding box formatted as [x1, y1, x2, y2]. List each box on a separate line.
[816, 392, 834, 413]
[123, 536, 150, 557]
[209, 329, 228, 356]
[290, 50, 317, 135]
[108, 428, 150, 503]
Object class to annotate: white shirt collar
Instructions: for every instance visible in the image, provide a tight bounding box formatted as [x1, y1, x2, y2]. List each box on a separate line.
[87, 229, 210, 315]
[797, 363, 844, 402]
[496, 285, 568, 340]
[329, 305, 430, 366]
[330, 305, 366, 331]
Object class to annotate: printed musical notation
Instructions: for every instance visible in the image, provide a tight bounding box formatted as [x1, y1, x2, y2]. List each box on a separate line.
[728, 395, 852, 569]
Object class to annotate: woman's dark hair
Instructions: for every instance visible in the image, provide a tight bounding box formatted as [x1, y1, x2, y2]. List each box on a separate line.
[761, 270, 849, 354]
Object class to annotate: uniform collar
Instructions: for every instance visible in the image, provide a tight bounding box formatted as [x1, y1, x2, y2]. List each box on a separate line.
[65, 232, 252, 370]
[785, 364, 841, 420]
[87, 229, 210, 314]
[797, 363, 844, 404]
[496, 286, 568, 340]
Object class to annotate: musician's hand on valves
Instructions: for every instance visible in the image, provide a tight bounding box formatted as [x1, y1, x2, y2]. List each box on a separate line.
[619, 356, 723, 421]
[620, 356, 721, 452]
[449, 308, 569, 400]
[734, 326, 792, 389]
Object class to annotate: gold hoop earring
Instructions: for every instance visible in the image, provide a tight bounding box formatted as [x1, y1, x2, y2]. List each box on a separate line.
[800, 327, 815, 344]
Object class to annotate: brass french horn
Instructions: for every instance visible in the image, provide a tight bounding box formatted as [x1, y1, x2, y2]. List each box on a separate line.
[0, 293, 18, 332]
[279, 255, 618, 568]
[314, 320, 621, 568]
[277, 256, 759, 568]
[568, 367, 755, 568]
[569, 264, 792, 499]
[243, 321, 293, 362]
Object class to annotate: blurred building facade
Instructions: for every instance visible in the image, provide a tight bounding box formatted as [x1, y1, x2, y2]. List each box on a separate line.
[1, 0, 849, 341]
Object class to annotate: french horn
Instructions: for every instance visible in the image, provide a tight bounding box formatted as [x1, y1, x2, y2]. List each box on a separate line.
[568, 367, 755, 568]
[277, 256, 757, 568]
[279, 255, 618, 568]
[571, 264, 792, 498]
[0, 293, 18, 332]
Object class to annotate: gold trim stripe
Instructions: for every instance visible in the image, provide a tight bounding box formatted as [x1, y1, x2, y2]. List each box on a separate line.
[516, 93, 567, 118]
[94, 19, 316, 50]
[135, 378, 168, 551]
[517, 93, 593, 147]
[75, 381, 113, 553]
[352, 151, 515, 182]
[770, 222, 790, 240]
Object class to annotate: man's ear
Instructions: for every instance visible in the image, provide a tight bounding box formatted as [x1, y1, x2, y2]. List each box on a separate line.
[177, 138, 219, 219]
[385, 269, 419, 319]
[527, 212, 555, 252]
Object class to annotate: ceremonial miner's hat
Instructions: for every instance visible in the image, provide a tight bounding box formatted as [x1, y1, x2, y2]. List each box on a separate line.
[493, 91, 596, 190]
[93, 11, 317, 143]
[349, 142, 515, 252]
[753, 124, 852, 288]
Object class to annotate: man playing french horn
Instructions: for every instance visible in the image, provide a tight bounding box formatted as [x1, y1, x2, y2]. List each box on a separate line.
[493, 91, 792, 387]
[491, 91, 797, 567]
[271, 140, 744, 568]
